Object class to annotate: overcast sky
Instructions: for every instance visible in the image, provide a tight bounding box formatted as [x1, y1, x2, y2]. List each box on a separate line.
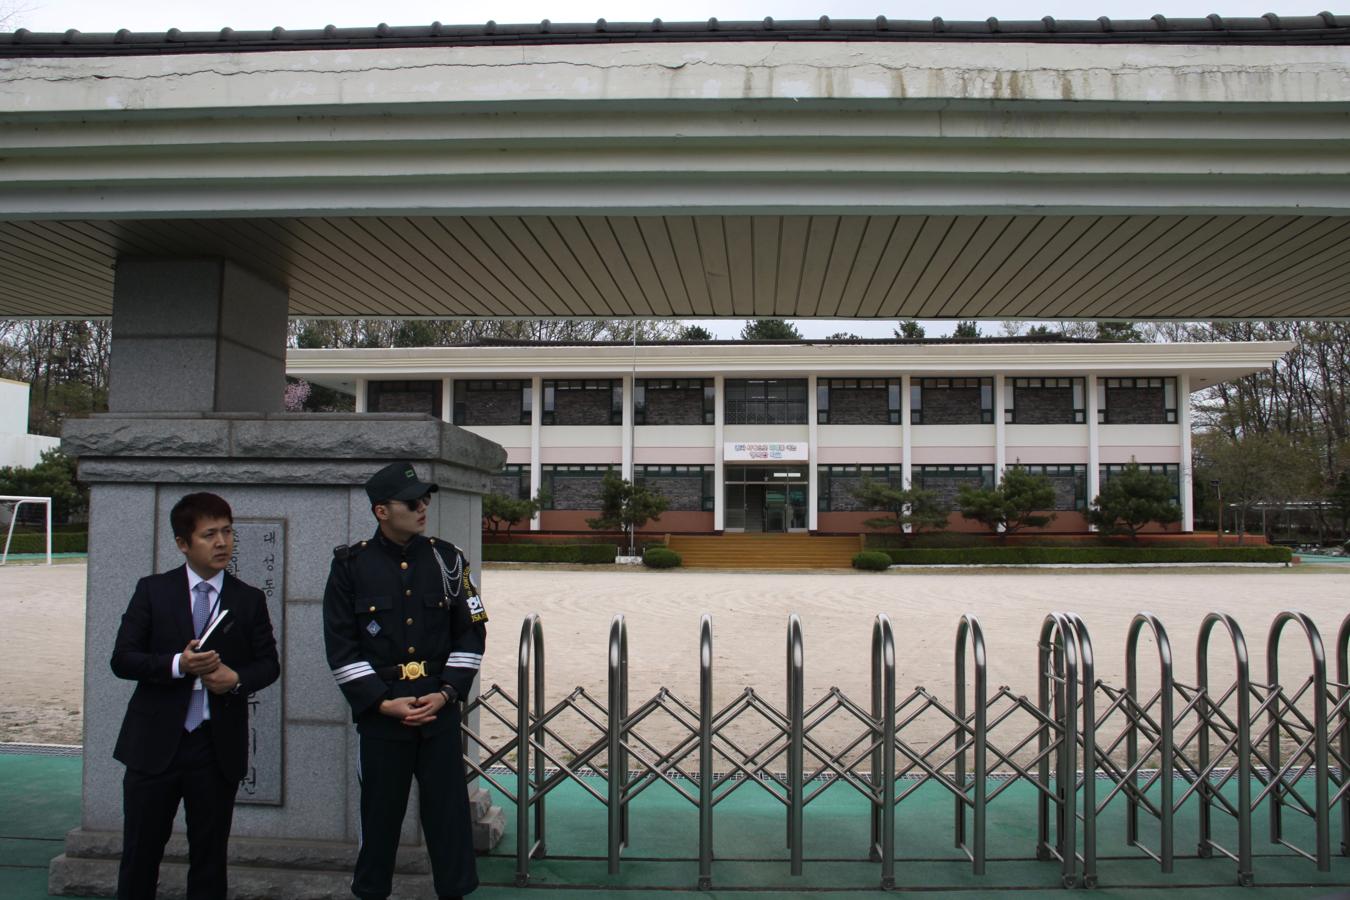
[8, 0, 1316, 33]
[7, 0, 1292, 336]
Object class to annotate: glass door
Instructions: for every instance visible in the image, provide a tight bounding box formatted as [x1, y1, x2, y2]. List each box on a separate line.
[764, 487, 787, 532]
[787, 485, 808, 530]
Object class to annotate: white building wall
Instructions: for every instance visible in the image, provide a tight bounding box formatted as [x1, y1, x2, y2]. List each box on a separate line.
[0, 379, 60, 468]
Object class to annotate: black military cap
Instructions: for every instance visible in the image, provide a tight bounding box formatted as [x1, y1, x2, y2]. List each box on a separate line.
[365, 461, 439, 505]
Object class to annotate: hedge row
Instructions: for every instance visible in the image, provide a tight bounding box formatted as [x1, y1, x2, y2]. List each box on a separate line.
[877, 546, 1293, 566]
[642, 547, 682, 569]
[5, 532, 87, 554]
[481, 543, 617, 564]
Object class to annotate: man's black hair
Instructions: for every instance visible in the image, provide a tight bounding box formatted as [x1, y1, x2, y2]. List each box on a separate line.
[170, 492, 233, 541]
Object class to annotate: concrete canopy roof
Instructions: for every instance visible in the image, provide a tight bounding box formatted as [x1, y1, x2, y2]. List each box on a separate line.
[2, 26, 1349, 321]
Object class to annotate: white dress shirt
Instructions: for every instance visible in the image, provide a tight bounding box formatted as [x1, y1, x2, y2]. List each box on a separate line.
[170, 568, 225, 721]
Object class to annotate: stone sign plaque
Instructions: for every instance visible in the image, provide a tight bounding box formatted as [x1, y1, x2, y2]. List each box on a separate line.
[225, 520, 285, 806]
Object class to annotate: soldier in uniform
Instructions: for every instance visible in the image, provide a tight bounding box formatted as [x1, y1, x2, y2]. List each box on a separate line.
[323, 461, 488, 900]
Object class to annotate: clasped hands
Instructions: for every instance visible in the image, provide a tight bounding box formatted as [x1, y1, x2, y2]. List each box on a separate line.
[181, 639, 239, 695]
[380, 691, 447, 727]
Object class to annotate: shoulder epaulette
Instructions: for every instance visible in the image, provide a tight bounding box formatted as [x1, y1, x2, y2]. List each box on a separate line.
[333, 540, 368, 561]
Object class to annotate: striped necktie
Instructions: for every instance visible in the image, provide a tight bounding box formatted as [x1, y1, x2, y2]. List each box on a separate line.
[184, 582, 212, 732]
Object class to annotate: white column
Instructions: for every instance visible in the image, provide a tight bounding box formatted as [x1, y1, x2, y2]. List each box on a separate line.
[807, 374, 819, 531]
[354, 377, 367, 413]
[1086, 373, 1100, 530]
[713, 374, 725, 532]
[441, 377, 452, 423]
[621, 375, 634, 481]
[993, 374, 1007, 481]
[901, 374, 913, 534]
[529, 376, 543, 531]
[1179, 373, 1194, 531]
[900, 375, 913, 488]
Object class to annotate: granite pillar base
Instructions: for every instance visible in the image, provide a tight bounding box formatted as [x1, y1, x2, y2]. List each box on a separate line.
[52, 413, 507, 897]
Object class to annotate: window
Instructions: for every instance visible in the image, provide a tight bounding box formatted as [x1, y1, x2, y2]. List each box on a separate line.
[543, 380, 623, 426]
[911, 378, 993, 425]
[453, 379, 531, 426]
[635, 379, 715, 426]
[724, 379, 808, 425]
[1006, 377, 1086, 425]
[1097, 377, 1178, 425]
[367, 380, 441, 417]
[539, 464, 615, 509]
[491, 464, 531, 500]
[636, 464, 714, 511]
[1099, 463, 1181, 505]
[913, 465, 995, 504]
[817, 379, 902, 425]
[1010, 463, 1087, 511]
[817, 464, 903, 511]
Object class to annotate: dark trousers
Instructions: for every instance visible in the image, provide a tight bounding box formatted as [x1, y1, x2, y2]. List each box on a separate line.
[117, 724, 237, 900]
[354, 718, 478, 899]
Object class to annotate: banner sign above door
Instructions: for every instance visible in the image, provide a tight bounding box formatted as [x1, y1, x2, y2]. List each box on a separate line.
[724, 442, 808, 461]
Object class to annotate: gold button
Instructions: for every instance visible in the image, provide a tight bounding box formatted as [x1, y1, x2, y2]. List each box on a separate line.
[404, 589, 412, 597]
[406, 618, 414, 626]
[429, 538, 436, 544]
[439, 601, 445, 608]
[368, 605, 376, 612]
[407, 646, 416, 654]
[400, 562, 408, 570]
[360, 541, 367, 547]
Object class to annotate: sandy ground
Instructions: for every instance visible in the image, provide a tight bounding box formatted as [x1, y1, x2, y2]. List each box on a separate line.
[3, 563, 1348, 768]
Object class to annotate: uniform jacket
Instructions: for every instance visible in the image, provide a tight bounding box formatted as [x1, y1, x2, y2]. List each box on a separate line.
[323, 530, 488, 740]
[110, 565, 281, 780]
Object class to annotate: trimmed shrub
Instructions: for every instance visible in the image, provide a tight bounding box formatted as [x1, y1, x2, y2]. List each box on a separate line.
[4, 532, 87, 554]
[878, 546, 1293, 566]
[642, 547, 682, 569]
[481, 543, 617, 564]
[852, 551, 892, 571]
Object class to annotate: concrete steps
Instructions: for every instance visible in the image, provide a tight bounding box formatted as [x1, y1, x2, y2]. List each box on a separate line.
[668, 534, 859, 569]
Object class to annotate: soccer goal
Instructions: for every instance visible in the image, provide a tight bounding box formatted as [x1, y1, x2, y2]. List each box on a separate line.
[0, 495, 53, 566]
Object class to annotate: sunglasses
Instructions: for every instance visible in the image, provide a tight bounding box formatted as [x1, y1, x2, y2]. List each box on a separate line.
[386, 493, 432, 512]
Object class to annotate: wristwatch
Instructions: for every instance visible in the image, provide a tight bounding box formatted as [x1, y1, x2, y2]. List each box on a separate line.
[440, 685, 457, 704]
[230, 677, 244, 696]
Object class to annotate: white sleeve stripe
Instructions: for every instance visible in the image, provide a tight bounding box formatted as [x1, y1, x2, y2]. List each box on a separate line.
[332, 662, 373, 677]
[335, 669, 379, 685]
[445, 652, 482, 662]
[445, 655, 483, 668]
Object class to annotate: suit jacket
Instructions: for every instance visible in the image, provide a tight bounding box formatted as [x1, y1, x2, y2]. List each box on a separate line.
[110, 565, 280, 780]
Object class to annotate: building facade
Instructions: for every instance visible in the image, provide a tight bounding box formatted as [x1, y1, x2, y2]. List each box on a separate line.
[288, 338, 1291, 536]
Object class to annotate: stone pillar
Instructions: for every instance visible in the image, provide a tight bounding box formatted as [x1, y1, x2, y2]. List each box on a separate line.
[108, 259, 287, 414]
[441, 377, 453, 423]
[51, 259, 507, 899]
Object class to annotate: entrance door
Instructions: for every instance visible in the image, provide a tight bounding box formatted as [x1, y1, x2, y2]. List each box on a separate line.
[764, 486, 787, 532]
[743, 485, 765, 531]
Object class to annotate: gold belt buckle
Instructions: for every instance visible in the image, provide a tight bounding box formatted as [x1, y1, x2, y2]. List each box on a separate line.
[398, 660, 428, 680]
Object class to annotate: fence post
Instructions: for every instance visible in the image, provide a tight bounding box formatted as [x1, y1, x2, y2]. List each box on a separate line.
[1066, 613, 1096, 887]
[608, 614, 629, 874]
[1126, 613, 1175, 873]
[516, 614, 545, 886]
[1196, 613, 1253, 886]
[787, 613, 804, 876]
[955, 614, 987, 875]
[1039, 614, 1079, 888]
[1267, 612, 1330, 870]
[873, 614, 896, 888]
[699, 614, 714, 890]
[1338, 614, 1350, 857]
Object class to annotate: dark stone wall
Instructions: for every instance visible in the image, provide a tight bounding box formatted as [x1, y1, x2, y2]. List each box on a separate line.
[915, 470, 989, 506]
[827, 388, 891, 424]
[462, 388, 524, 425]
[1013, 387, 1075, 424]
[1046, 474, 1082, 510]
[554, 388, 613, 425]
[490, 473, 528, 499]
[371, 390, 437, 415]
[1105, 387, 1166, 424]
[546, 473, 608, 509]
[640, 474, 704, 511]
[920, 387, 982, 424]
[644, 388, 705, 425]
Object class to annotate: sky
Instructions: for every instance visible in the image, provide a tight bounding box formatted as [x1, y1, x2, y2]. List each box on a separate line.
[5, 0, 1296, 336]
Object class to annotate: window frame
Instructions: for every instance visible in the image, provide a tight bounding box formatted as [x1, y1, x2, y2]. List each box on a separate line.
[1098, 462, 1182, 505]
[634, 378, 715, 426]
[635, 463, 715, 511]
[538, 463, 616, 509]
[817, 378, 902, 425]
[723, 378, 809, 425]
[541, 379, 624, 426]
[1009, 462, 1088, 511]
[816, 463, 904, 512]
[453, 378, 531, 426]
[367, 379, 443, 417]
[910, 377, 994, 425]
[1005, 377, 1086, 425]
[1096, 377, 1178, 425]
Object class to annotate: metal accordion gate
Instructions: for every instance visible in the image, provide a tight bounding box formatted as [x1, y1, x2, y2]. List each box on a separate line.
[461, 609, 1350, 890]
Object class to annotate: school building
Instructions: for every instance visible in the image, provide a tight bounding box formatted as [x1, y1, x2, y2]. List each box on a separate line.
[288, 337, 1291, 536]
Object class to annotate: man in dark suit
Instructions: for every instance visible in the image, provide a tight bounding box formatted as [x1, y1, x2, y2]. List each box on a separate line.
[110, 492, 280, 900]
